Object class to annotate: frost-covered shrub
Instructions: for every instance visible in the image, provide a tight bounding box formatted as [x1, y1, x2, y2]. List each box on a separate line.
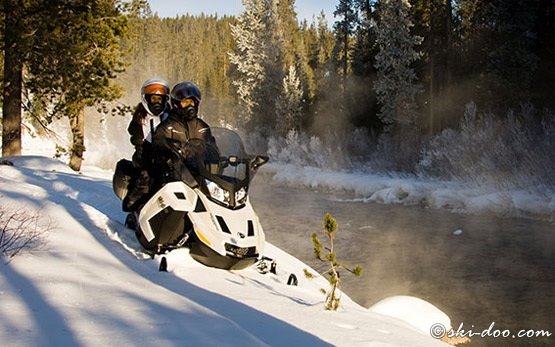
[366, 130, 424, 174]
[267, 130, 358, 170]
[418, 102, 555, 191]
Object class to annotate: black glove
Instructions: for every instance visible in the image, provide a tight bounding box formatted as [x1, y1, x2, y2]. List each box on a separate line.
[135, 170, 150, 194]
[131, 143, 144, 168]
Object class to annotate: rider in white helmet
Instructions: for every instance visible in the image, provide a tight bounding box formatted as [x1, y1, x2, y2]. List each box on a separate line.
[123, 78, 170, 213]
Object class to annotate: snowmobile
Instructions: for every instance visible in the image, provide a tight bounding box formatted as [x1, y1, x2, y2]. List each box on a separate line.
[113, 127, 268, 270]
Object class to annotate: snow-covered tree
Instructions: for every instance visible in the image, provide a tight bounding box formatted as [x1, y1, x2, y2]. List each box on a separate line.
[373, 0, 422, 131]
[229, 0, 269, 124]
[275, 65, 304, 135]
[230, 0, 289, 131]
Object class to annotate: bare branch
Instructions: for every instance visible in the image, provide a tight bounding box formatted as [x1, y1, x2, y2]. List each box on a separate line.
[0, 205, 53, 264]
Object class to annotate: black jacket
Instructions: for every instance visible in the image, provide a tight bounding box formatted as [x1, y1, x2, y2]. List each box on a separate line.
[128, 112, 168, 170]
[151, 111, 214, 185]
[152, 112, 212, 155]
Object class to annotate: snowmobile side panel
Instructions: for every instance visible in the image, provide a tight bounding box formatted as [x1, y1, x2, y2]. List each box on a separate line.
[148, 207, 186, 245]
[139, 182, 197, 242]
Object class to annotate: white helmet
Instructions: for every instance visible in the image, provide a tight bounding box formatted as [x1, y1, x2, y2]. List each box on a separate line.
[140, 78, 170, 117]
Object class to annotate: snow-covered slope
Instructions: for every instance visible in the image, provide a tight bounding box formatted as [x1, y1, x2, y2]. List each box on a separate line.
[0, 156, 447, 346]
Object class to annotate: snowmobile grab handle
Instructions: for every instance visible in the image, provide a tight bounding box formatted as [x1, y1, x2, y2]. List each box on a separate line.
[250, 155, 269, 170]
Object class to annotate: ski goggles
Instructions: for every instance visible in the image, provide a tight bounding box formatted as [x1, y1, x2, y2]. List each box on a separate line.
[180, 98, 196, 108]
[146, 94, 167, 104]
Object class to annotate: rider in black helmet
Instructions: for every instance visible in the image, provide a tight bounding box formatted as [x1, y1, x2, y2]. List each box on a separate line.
[169, 81, 202, 121]
[152, 81, 214, 185]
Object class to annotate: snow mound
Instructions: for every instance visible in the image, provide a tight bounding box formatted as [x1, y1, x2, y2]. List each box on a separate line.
[3, 155, 74, 173]
[369, 295, 451, 336]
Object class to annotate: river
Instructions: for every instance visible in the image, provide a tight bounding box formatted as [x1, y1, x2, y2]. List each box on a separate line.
[250, 172, 554, 347]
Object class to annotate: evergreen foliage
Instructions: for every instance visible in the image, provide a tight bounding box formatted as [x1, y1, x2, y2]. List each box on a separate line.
[333, 0, 358, 83]
[29, 1, 129, 171]
[305, 213, 363, 311]
[229, 0, 310, 131]
[228, 0, 272, 126]
[373, 0, 422, 132]
[0, 0, 129, 168]
[352, 0, 378, 78]
[119, 11, 237, 125]
[276, 65, 304, 135]
[456, 0, 539, 109]
[408, 0, 452, 133]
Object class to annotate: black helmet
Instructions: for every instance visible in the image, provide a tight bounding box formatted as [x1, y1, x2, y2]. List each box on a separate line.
[170, 81, 201, 108]
[170, 81, 201, 120]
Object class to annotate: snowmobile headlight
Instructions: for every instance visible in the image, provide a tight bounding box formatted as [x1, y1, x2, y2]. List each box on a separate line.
[235, 187, 247, 206]
[205, 179, 230, 205]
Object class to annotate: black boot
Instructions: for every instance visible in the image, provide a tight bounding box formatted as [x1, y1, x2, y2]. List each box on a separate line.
[122, 170, 151, 212]
[125, 212, 138, 230]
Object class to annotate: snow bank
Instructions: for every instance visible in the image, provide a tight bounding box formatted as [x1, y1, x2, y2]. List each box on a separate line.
[267, 163, 555, 221]
[369, 296, 451, 336]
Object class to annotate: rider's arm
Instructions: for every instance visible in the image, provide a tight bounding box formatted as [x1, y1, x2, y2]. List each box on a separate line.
[128, 119, 146, 169]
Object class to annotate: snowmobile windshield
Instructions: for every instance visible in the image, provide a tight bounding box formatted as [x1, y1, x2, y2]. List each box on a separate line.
[203, 127, 249, 182]
[196, 127, 255, 208]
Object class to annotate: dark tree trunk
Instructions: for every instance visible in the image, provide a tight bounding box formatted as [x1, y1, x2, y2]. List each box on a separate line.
[2, 0, 24, 157]
[68, 109, 85, 171]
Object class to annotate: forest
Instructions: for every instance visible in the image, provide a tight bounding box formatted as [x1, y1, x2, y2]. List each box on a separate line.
[1, 0, 554, 191]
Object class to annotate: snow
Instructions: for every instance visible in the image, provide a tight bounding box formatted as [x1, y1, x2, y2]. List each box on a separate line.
[0, 156, 448, 346]
[267, 163, 555, 221]
[2, 123, 551, 345]
[369, 296, 451, 336]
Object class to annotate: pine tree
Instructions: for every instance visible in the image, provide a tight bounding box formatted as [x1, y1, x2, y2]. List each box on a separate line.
[275, 65, 304, 135]
[349, 0, 381, 131]
[409, 0, 453, 133]
[305, 11, 334, 86]
[25, 0, 129, 171]
[276, 0, 313, 114]
[352, 0, 378, 77]
[229, 0, 270, 126]
[275, 0, 301, 69]
[230, 0, 297, 132]
[1, 0, 37, 156]
[333, 0, 358, 84]
[373, 0, 422, 131]
[1, 0, 128, 168]
[316, 12, 335, 77]
[305, 213, 362, 311]
[457, 0, 539, 110]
